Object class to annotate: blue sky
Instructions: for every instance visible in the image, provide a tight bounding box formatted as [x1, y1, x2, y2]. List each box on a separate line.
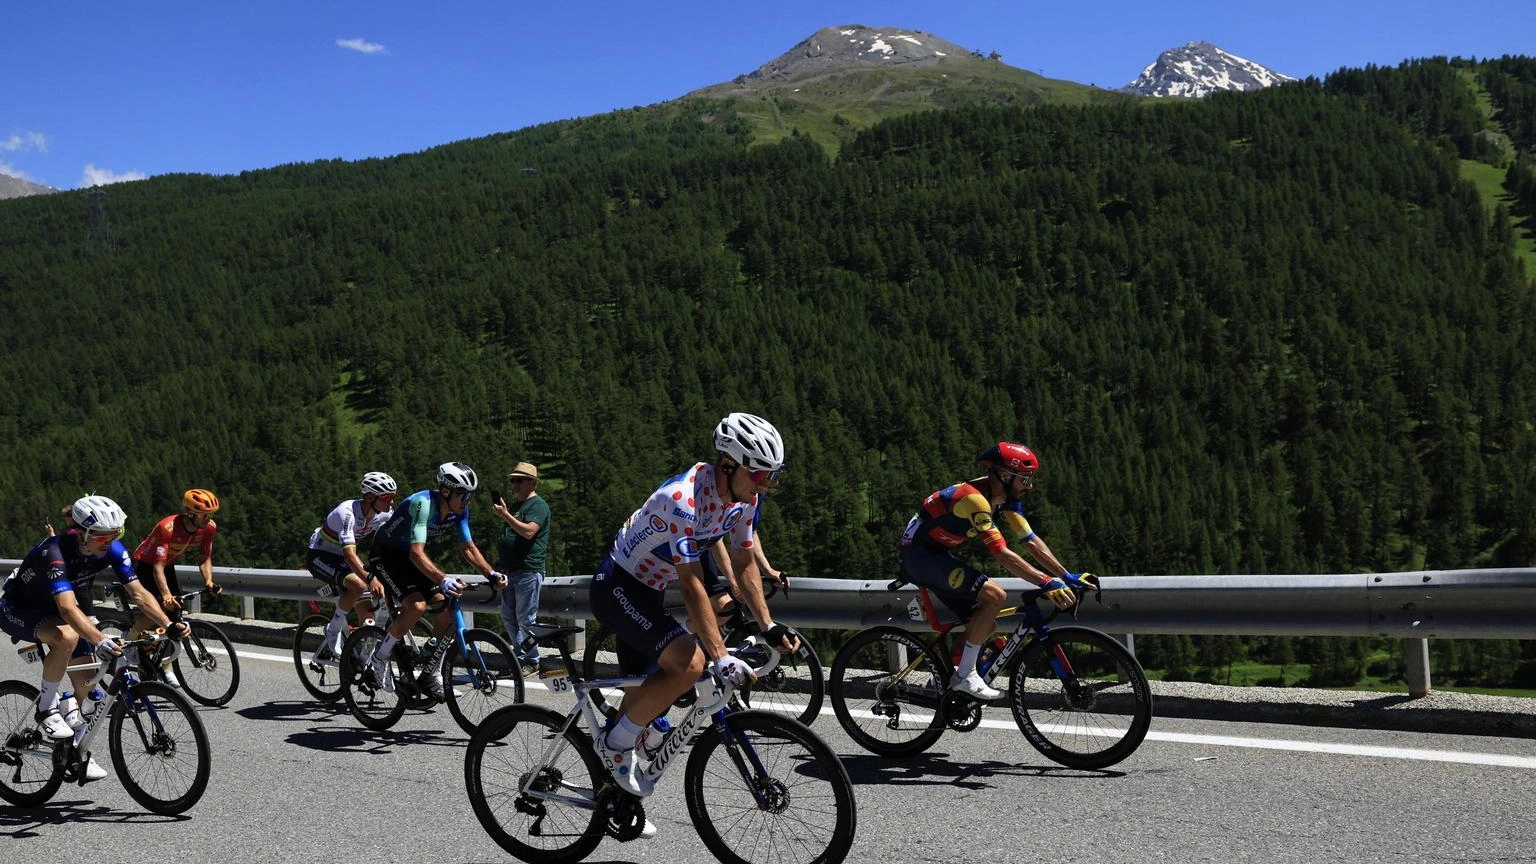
[4, 1, 1532, 190]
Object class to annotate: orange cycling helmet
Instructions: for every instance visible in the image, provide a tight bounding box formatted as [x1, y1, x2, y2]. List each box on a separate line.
[182, 488, 221, 515]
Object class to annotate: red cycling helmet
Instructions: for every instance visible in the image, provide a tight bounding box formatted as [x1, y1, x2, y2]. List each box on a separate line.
[977, 442, 1040, 474]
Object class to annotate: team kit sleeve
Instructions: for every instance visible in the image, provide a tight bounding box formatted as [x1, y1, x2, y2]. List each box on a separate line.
[198, 523, 216, 560]
[108, 540, 137, 583]
[408, 495, 434, 545]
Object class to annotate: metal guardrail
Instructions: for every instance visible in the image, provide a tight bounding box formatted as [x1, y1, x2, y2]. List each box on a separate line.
[10, 560, 1533, 639]
[10, 559, 1533, 695]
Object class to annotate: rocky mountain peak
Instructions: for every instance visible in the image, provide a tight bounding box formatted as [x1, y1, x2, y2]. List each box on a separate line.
[1123, 41, 1295, 98]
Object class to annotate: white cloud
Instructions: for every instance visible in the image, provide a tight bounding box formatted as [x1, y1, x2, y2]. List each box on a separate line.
[337, 37, 386, 54]
[0, 161, 39, 182]
[1, 130, 48, 152]
[81, 163, 147, 187]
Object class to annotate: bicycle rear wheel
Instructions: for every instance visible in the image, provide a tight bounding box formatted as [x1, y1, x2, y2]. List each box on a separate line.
[443, 629, 525, 735]
[173, 620, 240, 707]
[578, 624, 625, 717]
[685, 710, 856, 864]
[292, 613, 345, 702]
[465, 704, 607, 864]
[0, 680, 65, 807]
[340, 625, 409, 731]
[1007, 625, 1153, 769]
[109, 680, 212, 815]
[829, 626, 948, 757]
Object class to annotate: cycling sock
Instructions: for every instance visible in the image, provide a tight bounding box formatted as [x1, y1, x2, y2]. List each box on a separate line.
[375, 633, 399, 661]
[957, 642, 982, 678]
[606, 713, 643, 752]
[320, 611, 346, 648]
[37, 678, 63, 714]
[329, 606, 349, 626]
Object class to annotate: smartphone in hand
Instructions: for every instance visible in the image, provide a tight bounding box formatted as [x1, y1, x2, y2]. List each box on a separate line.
[491, 490, 505, 507]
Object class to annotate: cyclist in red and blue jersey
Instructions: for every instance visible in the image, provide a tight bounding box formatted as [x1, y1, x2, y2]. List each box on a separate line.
[0, 496, 182, 775]
[899, 442, 1094, 701]
[590, 413, 799, 798]
[304, 471, 397, 668]
[362, 462, 504, 700]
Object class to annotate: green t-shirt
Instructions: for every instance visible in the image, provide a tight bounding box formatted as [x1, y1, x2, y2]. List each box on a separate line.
[496, 494, 550, 572]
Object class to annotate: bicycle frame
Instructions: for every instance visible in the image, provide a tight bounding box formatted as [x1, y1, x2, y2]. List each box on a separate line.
[54, 637, 173, 777]
[527, 637, 781, 805]
[903, 587, 1079, 689]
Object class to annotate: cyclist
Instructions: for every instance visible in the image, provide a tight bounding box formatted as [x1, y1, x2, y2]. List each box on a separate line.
[0, 496, 184, 780]
[305, 472, 397, 669]
[590, 412, 799, 798]
[362, 462, 505, 700]
[898, 442, 1094, 701]
[131, 488, 222, 622]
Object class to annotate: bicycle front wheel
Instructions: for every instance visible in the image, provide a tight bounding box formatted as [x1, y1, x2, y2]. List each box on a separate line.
[730, 625, 825, 727]
[0, 680, 65, 807]
[173, 620, 241, 706]
[465, 704, 607, 864]
[829, 626, 948, 757]
[685, 710, 856, 864]
[292, 613, 345, 702]
[443, 629, 524, 735]
[340, 625, 408, 731]
[1007, 625, 1153, 769]
[109, 680, 212, 815]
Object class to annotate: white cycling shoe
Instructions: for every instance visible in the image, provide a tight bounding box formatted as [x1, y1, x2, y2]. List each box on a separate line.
[949, 670, 1005, 702]
[82, 753, 108, 782]
[598, 740, 655, 798]
[35, 709, 74, 741]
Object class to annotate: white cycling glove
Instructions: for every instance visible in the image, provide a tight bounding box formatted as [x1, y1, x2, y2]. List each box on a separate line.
[712, 655, 756, 688]
[440, 576, 464, 596]
[93, 636, 124, 661]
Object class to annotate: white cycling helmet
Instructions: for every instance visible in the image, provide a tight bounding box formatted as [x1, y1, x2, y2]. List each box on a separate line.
[436, 461, 479, 493]
[360, 471, 397, 496]
[71, 495, 127, 534]
[714, 413, 785, 472]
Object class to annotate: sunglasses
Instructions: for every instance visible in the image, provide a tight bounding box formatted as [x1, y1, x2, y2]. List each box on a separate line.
[998, 469, 1037, 485]
[85, 527, 124, 542]
[746, 467, 785, 486]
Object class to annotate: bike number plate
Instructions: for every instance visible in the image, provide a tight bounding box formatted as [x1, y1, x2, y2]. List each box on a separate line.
[542, 673, 571, 694]
[18, 644, 41, 665]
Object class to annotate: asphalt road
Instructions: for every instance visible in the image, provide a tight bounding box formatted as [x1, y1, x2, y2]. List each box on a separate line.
[3, 639, 1534, 864]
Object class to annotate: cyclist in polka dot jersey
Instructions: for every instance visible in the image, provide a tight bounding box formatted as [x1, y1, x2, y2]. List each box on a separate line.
[589, 413, 800, 798]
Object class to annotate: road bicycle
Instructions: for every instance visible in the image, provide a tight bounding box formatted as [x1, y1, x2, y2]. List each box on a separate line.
[292, 587, 399, 702]
[100, 586, 240, 707]
[0, 631, 212, 814]
[465, 622, 856, 864]
[340, 581, 522, 734]
[581, 577, 824, 726]
[829, 578, 1153, 769]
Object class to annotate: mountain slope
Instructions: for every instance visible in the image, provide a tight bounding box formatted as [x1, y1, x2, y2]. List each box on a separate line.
[1124, 41, 1296, 97]
[0, 172, 58, 200]
[684, 25, 1129, 152]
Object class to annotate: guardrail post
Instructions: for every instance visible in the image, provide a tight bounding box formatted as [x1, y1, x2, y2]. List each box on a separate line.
[464, 611, 474, 630]
[885, 640, 908, 671]
[571, 618, 586, 654]
[189, 593, 202, 614]
[1403, 638, 1432, 697]
[241, 596, 255, 620]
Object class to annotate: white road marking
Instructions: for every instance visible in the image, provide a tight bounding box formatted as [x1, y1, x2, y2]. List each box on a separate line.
[233, 646, 1536, 769]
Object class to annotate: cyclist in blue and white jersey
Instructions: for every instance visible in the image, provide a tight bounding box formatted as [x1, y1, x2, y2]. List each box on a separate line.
[590, 413, 799, 797]
[362, 462, 504, 699]
[0, 496, 184, 779]
[305, 471, 397, 667]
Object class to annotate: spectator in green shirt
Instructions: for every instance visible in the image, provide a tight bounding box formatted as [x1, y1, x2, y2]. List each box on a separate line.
[491, 461, 550, 677]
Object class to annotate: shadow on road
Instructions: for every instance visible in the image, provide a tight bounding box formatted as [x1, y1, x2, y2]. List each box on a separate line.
[837, 751, 1121, 789]
[235, 699, 350, 722]
[285, 722, 467, 754]
[0, 800, 185, 838]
